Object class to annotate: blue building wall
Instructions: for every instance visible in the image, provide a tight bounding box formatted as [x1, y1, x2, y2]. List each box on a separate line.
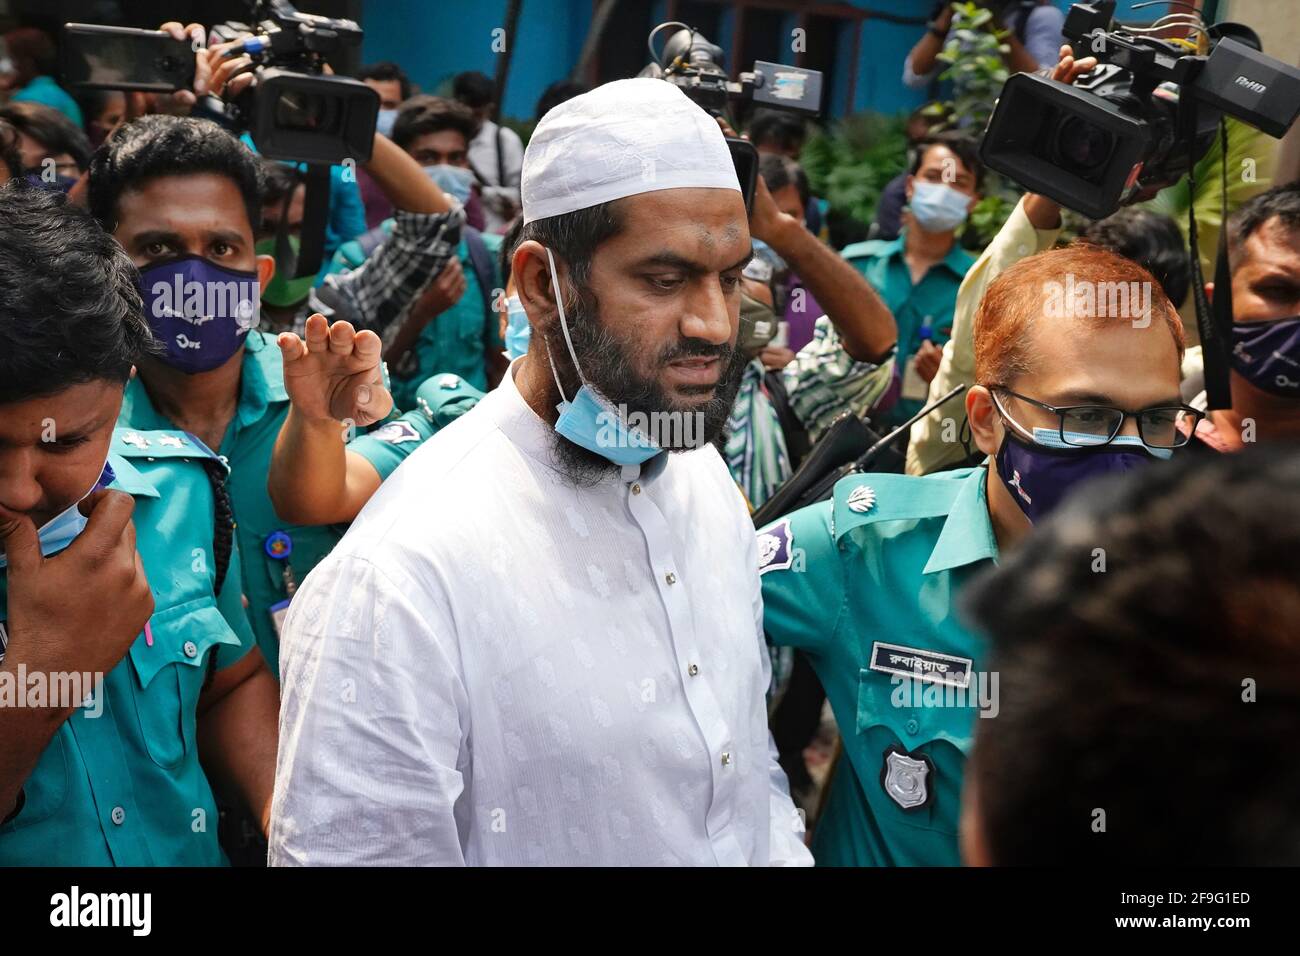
[359, 0, 1164, 126]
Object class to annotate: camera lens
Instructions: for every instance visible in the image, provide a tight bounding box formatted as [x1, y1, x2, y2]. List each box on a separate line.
[274, 89, 340, 134]
[1052, 116, 1114, 172]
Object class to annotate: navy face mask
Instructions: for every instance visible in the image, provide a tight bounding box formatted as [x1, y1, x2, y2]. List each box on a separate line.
[1230, 315, 1300, 398]
[136, 256, 261, 374]
[994, 428, 1160, 524]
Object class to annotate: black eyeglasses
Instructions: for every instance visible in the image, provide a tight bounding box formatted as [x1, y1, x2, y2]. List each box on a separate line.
[994, 387, 1206, 450]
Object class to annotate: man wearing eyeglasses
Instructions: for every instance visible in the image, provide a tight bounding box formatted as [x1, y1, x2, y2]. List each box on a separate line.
[757, 243, 1189, 866]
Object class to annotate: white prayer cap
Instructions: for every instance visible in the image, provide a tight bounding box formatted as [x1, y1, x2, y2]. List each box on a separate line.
[521, 78, 740, 224]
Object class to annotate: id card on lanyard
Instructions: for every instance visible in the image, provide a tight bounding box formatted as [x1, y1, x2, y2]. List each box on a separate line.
[265, 530, 297, 640]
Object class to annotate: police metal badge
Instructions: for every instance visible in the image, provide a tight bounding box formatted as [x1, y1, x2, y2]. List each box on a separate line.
[846, 484, 876, 514]
[881, 745, 933, 811]
[756, 518, 795, 576]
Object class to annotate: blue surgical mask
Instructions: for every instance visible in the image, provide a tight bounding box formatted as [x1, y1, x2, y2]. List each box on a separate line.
[424, 164, 474, 206]
[376, 108, 398, 139]
[503, 294, 531, 360]
[0, 460, 114, 570]
[541, 246, 660, 467]
[909, 181, 971, 233]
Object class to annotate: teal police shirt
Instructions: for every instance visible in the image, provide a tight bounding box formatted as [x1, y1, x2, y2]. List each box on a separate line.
[758, 466, 998, 866]
[0, 429, 257, 865]
[331, 225, 503, 410]
[841, 232, 975, 426]
[119, 333, 345, 678]
[347, 372, 485, 481]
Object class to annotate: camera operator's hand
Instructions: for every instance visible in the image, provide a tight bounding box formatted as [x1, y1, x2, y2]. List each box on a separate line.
[0, 489, 153, 691]
[277, 313, 393, 427]
[203, 38, 259, 101]
[1049, 44, 1098, 85]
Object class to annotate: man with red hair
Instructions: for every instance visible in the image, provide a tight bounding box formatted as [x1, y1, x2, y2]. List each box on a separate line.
[758, 243, 1192, 866]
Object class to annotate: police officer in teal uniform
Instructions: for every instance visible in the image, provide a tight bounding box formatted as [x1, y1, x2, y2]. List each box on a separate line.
[0, 186, 278, 864]
[759, 468, 996, 866]
[759, 243, 1191, 865]
[267, 314, 486, 527]
[88, 114, 460, 676]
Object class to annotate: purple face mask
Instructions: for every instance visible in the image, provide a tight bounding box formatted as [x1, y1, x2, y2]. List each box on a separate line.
[137, 256, 261, 374]
[994, 431, 1156, 524]
[1231, 315, 1300, 398]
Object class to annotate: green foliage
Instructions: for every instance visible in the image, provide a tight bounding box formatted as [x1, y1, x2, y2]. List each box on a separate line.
[801, 111, 910, 227]
[929, 1, 1022, 249]
[934, 2, 1010, 135]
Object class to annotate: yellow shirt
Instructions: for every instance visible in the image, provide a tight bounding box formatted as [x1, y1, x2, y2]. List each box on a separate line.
[906, 197, 1060, 476]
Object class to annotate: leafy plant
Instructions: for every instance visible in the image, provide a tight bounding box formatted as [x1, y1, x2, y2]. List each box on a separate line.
[801, 111, 910, 228]
[930, 1, 1023, 249]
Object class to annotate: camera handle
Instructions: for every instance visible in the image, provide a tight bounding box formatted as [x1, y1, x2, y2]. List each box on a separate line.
[273, 164, 332, 281]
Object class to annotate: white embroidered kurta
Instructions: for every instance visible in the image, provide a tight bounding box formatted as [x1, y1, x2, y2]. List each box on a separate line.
[269, 364, 812, 866]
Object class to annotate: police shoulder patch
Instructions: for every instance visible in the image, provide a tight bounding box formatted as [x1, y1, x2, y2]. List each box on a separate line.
[369, 420, 421, 444]
[756, 518, 795, 576]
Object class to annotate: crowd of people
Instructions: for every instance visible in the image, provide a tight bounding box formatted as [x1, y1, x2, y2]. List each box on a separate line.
[1, 11, 1299, 869]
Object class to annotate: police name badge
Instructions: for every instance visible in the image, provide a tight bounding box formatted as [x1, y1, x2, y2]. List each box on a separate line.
[881, 745, 933, 811]
[370, 420, 421, 444]
[869, 641, 973, 689]
[757, 518, 795, 576]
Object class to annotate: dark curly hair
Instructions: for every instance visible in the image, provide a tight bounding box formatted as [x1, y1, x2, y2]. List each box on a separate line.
[964, 446, 1300, 865]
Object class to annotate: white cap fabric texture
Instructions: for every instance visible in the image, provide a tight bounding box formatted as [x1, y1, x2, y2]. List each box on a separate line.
[521, 78, 741, 224]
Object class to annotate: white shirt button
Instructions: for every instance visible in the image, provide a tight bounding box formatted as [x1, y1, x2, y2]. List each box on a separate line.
[720, 752, 731, 766]
[183, 641, 199, 659]
[631, 483, 641, 495]
[111, 806, 126, 825]
[688, 663, 699, 677]
[664, 571, 677, 585]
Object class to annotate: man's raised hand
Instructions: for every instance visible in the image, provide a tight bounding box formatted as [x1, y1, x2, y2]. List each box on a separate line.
[277, 314, 394, 427]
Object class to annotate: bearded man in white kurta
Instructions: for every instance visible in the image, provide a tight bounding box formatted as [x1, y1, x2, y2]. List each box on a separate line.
[269, 79, 812, 866]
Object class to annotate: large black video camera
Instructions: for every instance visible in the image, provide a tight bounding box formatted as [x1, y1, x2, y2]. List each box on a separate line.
[639, 21, 823, 119]
[980, 0, 1300, 218]
[209, 0, 377, 165]
[63, 0, 378, 166]
[637, 22, 823, 212]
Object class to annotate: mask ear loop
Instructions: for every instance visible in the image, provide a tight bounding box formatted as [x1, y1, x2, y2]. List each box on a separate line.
[542, 246, 589, 406]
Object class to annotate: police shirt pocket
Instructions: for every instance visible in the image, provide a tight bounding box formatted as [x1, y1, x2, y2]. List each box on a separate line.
[856, 667, 976, 755]
[857, 666, 975, 835]
[127, 598, 241, 770]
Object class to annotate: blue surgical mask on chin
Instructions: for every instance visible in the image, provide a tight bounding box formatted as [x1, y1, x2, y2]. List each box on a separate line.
[424, 164, 474, 206]
[541, 247, 660, 467]
[503, 294, 531, 361]
[375, 108, 398, 139]
[909, 181, 971, 233]
[0, 459, 114, 569]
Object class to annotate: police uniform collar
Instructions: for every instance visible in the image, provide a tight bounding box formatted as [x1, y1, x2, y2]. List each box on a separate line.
[104, 451, 160, 499]
[239, 332, 289, 425]
[922, 465, 998, 575]
[830, 467, 997, 574]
